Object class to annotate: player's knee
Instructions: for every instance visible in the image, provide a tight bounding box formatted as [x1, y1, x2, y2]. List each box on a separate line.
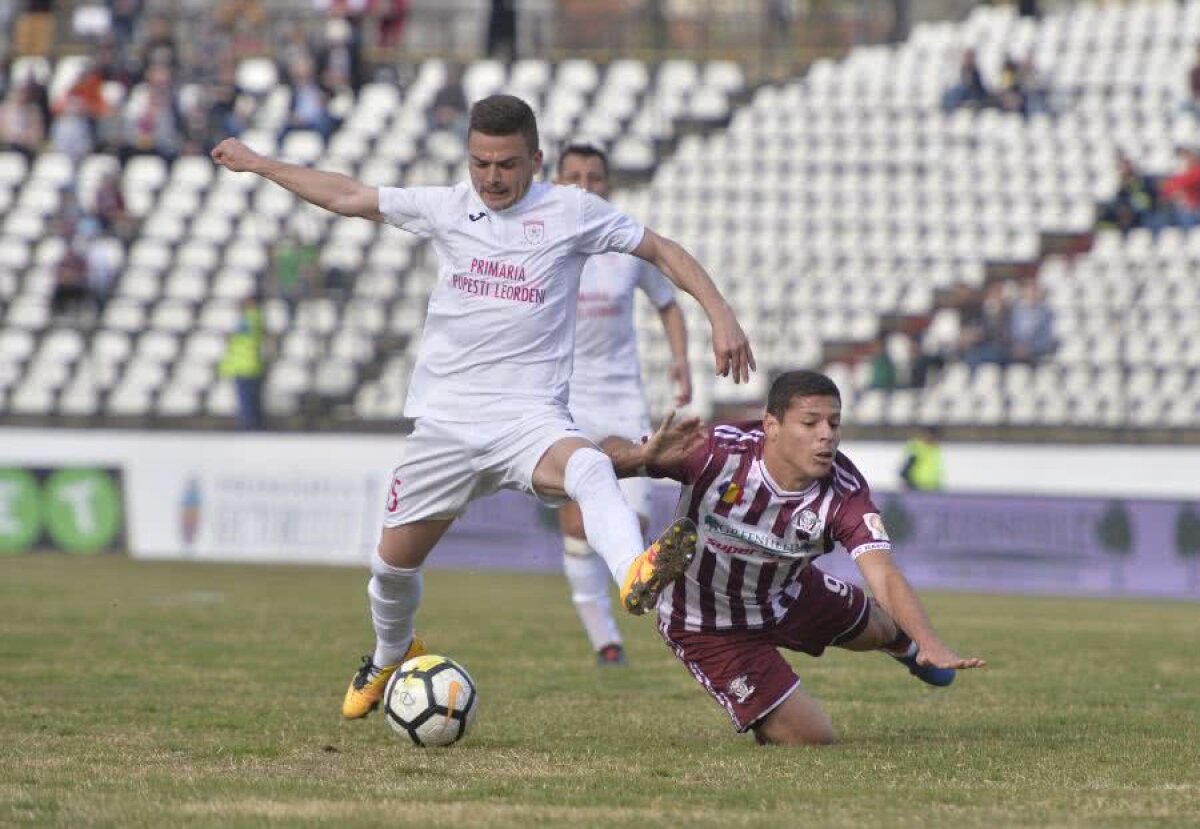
[754, 720, 835, 747]
[372, 546, 422, 579]
[562, 447, 618, 501]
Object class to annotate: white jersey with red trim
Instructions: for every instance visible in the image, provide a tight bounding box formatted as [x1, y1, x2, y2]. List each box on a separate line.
[648, 421, 891, 633]
[378, 181, 644, 421]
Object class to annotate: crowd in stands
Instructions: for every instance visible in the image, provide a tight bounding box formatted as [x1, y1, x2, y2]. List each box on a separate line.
[941, 48, 1050, 117]
[1099, 147, 1200, 234]
[870, 277, 1058, 392]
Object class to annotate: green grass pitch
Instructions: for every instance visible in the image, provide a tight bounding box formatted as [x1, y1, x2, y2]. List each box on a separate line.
[2, 555, 1198, 828]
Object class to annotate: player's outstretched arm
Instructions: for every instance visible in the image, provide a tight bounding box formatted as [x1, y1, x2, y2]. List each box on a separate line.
[211, 137, 383, 222]
[856, 550, 986, 670]
[600, 410, 707, 479]
[631, 229, 756, 383]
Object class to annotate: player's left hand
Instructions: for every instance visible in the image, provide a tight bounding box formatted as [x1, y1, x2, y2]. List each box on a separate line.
[917, 643, 986, 670]
[710, 303, 756, 384]
[642, 409, 706, 469]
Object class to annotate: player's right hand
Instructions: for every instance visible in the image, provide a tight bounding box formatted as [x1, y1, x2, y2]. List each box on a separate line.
[211, 138, 262, 173]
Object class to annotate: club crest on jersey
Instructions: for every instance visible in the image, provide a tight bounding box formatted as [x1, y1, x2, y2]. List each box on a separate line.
[523, 219, 545, 245]
[791, 508, 822, 541]
[864, 512, 890, 541]
[727, 675, 755, 704]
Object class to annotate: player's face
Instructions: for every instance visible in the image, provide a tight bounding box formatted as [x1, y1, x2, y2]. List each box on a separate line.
[556, 154, 609, 199]
[764, 395, 842, 484]
[468, 131, 543, 211]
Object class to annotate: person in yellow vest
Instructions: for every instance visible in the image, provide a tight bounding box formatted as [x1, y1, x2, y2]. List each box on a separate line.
[900, 426, 943, 491]
[220, 295, 265, 430]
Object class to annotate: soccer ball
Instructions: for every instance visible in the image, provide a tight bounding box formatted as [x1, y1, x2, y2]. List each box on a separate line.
[383, 654, 478, 747]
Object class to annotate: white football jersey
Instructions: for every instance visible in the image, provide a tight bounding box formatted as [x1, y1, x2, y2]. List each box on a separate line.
[379, 181, 644, 421]
[569, 252, 675, 414]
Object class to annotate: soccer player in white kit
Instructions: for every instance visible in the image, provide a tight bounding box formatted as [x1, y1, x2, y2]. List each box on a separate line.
[555, 144, 692, 666]
[211, 95, 756, 718]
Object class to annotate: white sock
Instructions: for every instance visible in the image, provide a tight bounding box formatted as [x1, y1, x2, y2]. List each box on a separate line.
[368, 550, 422, 668]
[563, 448, 646, 584]
[563, 536, 621, 650]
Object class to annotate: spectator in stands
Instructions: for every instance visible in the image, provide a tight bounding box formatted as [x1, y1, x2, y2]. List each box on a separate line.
[107, 0, 143, 51]
[50, 240, 90, 319]
[92, 170, 135, 243]
[220, 295, 266, 430]
[279, 55, 337, 142]
[1189, 45, 1200, 116]
[375, 0, 410, 50]
[0, 77, 45, 160]
[119, 61, 184, 163]
[1007, 280, 1056, 365]
[214, 0, 267, 60]
[1098, 154, 1158, 234]
[271, 230, 320, 312]
[942, 49, 989, 112]
[428, 65, 468, 135]
[487, 0, 518, 59]
[80, 217, 119, 313]
[900, 426, 944, 491]
[867, 333, 898, 391]
[202, 56, 250, 147]
[960, 280, 1011, 369]
[995, 57, 1027, 115]
[134, 14, 179, 79]
[318, 16, 364, 93]
[1153, 145, 1200, 230]
[49, 96, 94, 162]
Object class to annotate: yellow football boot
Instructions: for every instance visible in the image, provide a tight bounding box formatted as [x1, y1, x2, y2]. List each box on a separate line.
[620, 518, 698, 616]
[341, 636, 426, 719]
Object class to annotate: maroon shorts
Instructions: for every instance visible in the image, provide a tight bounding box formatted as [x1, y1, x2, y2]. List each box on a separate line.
[658, 565, 870, 732]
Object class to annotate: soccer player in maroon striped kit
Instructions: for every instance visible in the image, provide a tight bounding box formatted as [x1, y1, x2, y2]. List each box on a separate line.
[603, 370, 985, 746]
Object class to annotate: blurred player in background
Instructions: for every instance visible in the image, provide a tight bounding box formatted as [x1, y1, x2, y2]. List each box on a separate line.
[555, 143, 692, 667]
[603, 370, 984, 746]
[211, 94, 755, 719]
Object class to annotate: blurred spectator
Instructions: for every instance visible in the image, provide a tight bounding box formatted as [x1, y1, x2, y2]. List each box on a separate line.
[220, 296, 266, 430]
[319, 16, 364, 93]
[1007, 280, 1056, 365]
[995, 57, 1026, 115]
[1098, 154, 1158, 234]
[119, 62, 184, 163]
[80, 217, 120, 313]
[279, 55, 337, 141]
[0, 77, 44, 159]
[134, 14, 179, 79]
[900, 426, 944, 491]
[1017, 56, 1050, 115]
[49, 96, 94, 161]
[214, 0, 267, 60]
[92, 170, 136, 243]
[942, 49, 989, 112]
[271, 231, 320, 312]
[11, 0, 55, 57]
[961, 280, 1011, 369]
[487, 0, 518, 59]
[107, 0, 143, 50]
[375, 0, 410, 49]
[1190, 45, 1200, 116]
[202, 57, 250, 146]
[51, 242, 89, 318]
[867, 333, 898, 391]
[428, 65, 467, 134]
[1153, 146, 1200, 230]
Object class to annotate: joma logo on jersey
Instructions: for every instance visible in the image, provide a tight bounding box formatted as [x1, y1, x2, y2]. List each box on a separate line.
[523, 220, 545, 245]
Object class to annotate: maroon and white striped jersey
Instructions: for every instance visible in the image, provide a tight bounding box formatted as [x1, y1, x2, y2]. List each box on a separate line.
[649, 421, 891, 633]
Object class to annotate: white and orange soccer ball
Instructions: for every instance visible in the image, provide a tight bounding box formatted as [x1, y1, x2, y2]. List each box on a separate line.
[382, 654, 478, 747]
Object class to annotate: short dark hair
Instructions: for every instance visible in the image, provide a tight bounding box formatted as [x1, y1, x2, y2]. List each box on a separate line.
[766, 370, 841, 420]
[557, 143, 608, 177]
[468, 94, 539, 154]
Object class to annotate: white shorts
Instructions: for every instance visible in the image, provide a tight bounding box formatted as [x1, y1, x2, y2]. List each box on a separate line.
[568, 398, 653, 519]
[383, 407, 587, 527]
